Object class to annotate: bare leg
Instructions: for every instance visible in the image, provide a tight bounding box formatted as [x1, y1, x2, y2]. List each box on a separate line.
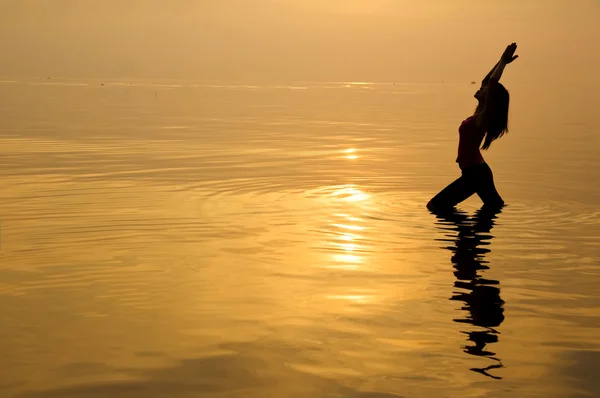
[427, 175, 477, 212]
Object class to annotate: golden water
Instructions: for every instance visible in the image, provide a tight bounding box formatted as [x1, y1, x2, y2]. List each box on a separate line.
[1, 79, 598, 397]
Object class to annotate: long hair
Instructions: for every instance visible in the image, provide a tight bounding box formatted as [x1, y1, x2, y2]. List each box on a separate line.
[481, 83, 510, 150]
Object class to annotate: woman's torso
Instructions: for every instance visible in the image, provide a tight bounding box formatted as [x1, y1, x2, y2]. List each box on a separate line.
[456, 115, 485, 169]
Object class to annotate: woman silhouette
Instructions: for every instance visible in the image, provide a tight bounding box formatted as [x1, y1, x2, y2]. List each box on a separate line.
[427, 43, 519, 211]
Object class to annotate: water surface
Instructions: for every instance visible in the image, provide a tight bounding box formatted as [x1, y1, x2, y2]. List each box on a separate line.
[1, 79, 599, 397]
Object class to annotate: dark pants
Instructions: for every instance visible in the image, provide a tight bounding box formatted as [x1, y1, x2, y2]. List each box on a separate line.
[427, 162, 504, 211]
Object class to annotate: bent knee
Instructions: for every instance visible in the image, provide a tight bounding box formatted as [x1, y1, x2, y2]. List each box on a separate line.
[426, 200, 435, 211]
[427, 199, 441, 212]
[427, 199, 453, 213]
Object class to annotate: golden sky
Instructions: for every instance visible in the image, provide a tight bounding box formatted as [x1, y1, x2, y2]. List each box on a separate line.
[0, 0, 598, 83]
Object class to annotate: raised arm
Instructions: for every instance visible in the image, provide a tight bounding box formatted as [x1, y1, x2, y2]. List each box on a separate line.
[476, 43, 518, 128]
[482, 60, 500, 86]
[482, 43, 519, 85]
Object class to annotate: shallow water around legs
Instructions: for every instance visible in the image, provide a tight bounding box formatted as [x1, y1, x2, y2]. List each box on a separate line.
[1, 80, 599, 398]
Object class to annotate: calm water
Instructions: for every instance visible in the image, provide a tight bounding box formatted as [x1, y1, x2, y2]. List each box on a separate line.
[1, 79, 598, 398]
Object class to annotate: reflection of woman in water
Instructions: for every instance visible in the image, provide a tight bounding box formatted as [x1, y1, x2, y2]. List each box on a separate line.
[433, 207, 505, 379]
[427, 43, 519, 211]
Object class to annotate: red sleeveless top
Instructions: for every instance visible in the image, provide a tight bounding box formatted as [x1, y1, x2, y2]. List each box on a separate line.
[456, 115, 485, 168]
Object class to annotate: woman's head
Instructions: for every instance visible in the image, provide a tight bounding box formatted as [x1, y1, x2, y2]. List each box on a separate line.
[474, 86, 488, 102]
[476, 82, 510, 150]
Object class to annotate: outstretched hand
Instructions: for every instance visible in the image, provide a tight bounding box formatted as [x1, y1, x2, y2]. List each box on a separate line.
[502, 42, 519, 64]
